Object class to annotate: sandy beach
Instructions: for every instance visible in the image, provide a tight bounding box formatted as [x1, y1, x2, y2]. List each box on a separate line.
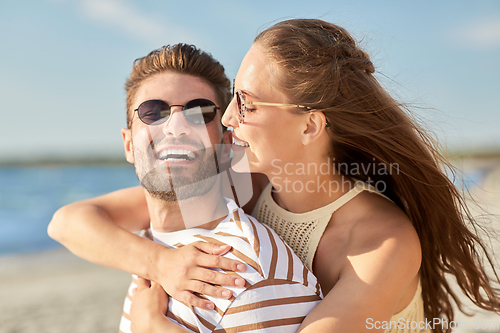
[0, 248, 131, 333]
[450, 155, 500, 333]
[1, 247, 499, 333]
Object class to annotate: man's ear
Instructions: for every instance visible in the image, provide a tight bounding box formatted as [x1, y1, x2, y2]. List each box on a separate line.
[301, 111, 328, 146]
[121, 128, 135, 164]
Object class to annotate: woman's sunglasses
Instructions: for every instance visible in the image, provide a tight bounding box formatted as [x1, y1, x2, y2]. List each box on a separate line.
[134, 99, 220, 125]
[232, 80, 310, 124]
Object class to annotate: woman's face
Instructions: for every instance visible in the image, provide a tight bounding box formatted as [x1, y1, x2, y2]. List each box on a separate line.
[222, 44, 307, 176]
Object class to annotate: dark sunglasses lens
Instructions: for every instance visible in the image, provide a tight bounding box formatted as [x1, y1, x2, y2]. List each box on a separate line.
[137, 100, 170, 125]
[184, 99, 217, 124]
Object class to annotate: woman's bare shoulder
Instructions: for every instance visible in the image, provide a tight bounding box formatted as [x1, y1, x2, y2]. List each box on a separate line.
[344, 191, 421, 280]
[315, 190, 421, 291]
[349, 191, 419, 250]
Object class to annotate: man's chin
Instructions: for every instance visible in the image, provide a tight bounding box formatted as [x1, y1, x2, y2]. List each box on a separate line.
[141, 174, 219, 202]
[147, 189, 178, 202]
[137, 151, 220, 201]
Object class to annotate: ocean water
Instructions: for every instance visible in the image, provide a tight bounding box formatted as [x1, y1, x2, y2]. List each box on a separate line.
[0, 165, 140, 256]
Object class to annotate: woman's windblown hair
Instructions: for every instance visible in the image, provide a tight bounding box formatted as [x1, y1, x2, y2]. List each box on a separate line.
[255, 18, 500, 332]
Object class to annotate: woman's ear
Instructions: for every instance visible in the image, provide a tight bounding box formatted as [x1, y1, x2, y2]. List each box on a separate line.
[301, 111, 328, 146]
[121, 128, 135, 164]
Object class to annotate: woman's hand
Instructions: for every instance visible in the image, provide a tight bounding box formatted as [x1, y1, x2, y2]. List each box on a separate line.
[130, 277, 191, 333]
[130, 278, 167, 333]
[151, 241, 247, 310]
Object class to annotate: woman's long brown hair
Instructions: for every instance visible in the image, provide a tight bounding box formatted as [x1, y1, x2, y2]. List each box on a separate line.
[255, 19, 500, 332]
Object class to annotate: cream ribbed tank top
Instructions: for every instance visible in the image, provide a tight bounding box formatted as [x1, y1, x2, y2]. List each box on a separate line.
[251, 180, 429, 333]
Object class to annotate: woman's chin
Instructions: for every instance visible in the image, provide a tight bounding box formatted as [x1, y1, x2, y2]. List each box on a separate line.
[230, 148, 263, 174]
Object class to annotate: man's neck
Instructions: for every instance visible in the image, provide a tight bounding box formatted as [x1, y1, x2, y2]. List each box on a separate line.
[144, 186, 229, 233]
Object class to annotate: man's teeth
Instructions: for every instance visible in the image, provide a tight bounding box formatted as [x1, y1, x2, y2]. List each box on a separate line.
[158, 149, 195, 161]
[233, 137, 249, 147]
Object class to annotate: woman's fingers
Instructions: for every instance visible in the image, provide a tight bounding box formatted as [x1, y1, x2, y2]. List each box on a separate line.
[150, 280, 163, 292]
[154, 241, 248, 309]
[186, 278, 232, 300]
[192, 242, 247, 273]
[136, 277, 151, 290]
[195, 241, 233, 255]
[150, 281, 169, 315]
[189, 266, 246, 290]
[178, 291, 216, 310]
[130, 278, 169, 333]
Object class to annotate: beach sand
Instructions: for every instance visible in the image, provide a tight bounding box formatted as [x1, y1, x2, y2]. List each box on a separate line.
[450, 157, 500, 333]
[3, 247, 499, 333]
[2, 235, 499, 333]
[0, 248, 131, 333]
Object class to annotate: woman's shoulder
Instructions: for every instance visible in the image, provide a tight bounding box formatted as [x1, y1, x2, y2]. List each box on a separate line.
[315, 189, 421, 289]
[344, 190, 420, 258]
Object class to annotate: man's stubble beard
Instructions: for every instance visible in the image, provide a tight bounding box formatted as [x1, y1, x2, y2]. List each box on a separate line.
[137, 146, 222, 202]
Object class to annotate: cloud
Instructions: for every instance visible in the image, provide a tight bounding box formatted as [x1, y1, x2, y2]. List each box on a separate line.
[58, 0, 201, 45]
[451, 16, 500, 49]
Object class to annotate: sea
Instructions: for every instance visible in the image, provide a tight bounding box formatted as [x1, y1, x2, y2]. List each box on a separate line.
[0, 165, 140, 257]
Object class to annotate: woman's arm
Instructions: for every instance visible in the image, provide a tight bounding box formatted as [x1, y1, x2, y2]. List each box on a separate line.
[297, 200, 422, 333]
[48, 186, 247, 309]
[48, 186, 152, 272]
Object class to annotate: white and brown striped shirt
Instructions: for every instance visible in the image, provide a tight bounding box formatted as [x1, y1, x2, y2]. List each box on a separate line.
[119, 198, 322, 333]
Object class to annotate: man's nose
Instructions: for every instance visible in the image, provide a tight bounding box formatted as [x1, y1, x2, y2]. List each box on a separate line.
[221, 97, 239, 128]
[162, 108, 192, 137]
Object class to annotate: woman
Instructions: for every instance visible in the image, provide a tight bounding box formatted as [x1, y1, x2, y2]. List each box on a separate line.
[49, 19, 500, 333]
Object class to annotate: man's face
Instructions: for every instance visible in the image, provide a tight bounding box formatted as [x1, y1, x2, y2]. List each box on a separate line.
[122, 71, 226, 201]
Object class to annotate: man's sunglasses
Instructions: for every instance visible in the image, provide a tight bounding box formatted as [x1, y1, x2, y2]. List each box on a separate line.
[133, 99, 220, 125]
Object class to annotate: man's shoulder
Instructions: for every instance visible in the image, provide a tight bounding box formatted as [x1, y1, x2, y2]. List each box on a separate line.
[236, 209, 321, 288]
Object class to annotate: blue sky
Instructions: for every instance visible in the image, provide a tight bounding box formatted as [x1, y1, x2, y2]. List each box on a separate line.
[1, 0, 499, 161]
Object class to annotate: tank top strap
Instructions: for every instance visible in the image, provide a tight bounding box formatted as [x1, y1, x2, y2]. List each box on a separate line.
[331, 180, 366, 211]
[300, 179, 392, 217]
[253, 179, 390, 223]
[353, 179, 394, 203]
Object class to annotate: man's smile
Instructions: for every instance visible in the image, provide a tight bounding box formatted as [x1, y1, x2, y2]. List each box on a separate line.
[157, 148, 196, 162]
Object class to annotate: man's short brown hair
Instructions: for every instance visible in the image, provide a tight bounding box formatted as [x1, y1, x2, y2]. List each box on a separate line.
[125, 44, 231, 129]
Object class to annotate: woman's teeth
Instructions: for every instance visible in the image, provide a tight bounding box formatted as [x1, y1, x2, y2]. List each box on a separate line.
[233, 137, 249, 147]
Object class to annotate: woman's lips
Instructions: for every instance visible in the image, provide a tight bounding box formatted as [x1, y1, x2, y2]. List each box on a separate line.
[231, 132, 249, 148]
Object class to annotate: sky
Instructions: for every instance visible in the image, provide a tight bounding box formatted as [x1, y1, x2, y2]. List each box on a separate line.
[1, 0, 499, 162]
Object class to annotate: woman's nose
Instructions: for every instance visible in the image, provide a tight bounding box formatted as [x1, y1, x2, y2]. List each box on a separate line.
[222, 97, 239, 128]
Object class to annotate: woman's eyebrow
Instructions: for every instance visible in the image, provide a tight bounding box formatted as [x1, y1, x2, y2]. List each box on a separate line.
[240, 88, 258, 99]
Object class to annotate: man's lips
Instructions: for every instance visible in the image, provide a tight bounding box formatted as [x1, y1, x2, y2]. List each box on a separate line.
[156, 146, 198, 162]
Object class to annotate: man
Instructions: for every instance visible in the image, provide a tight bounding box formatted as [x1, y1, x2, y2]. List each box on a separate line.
[115, 43, 322, 333]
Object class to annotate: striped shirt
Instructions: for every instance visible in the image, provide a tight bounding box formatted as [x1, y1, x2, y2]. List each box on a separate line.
[119, 198, 322, 333]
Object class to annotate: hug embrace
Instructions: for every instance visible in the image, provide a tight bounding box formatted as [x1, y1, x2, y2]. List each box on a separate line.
[48, 18, 500, 333]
